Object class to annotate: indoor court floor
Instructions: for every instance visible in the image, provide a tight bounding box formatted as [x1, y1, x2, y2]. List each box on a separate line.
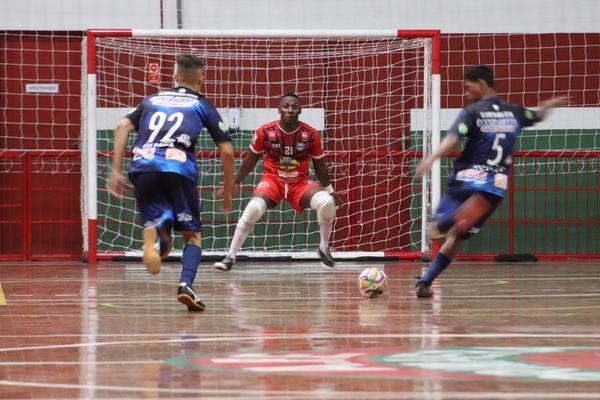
[0, 260, 599, 399]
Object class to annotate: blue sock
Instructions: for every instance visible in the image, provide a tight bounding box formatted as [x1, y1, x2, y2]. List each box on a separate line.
[421, 252, 452, 284]
[180, 244, 202, 287]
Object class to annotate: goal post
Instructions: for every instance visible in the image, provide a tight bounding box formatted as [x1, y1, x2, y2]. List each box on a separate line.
[82, 29, 441, 263]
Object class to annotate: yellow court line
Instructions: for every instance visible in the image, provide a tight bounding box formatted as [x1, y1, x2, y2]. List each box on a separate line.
[0, 283, 6, 306]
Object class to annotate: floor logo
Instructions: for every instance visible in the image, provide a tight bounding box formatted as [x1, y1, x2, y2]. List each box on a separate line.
[167, 347, 600, 381]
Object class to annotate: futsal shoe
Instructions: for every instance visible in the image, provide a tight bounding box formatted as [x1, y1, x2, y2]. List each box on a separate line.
[415, 280, 433, 298]
[318, 247, 335, 269]
[142, 227, 161, 275]
[177, 283, 206, 312]
[214, 255, 235, 271]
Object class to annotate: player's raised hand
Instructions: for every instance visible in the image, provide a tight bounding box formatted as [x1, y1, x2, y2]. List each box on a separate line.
[540, 95, 569, 108]
[537, 95, 569, 120]
[109, 170, 128, 198]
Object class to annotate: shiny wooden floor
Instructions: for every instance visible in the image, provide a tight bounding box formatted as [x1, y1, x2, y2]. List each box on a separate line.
[1, 260, 600, 399]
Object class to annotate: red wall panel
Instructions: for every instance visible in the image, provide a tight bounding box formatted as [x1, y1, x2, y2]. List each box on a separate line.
[1, 32, 598, 257]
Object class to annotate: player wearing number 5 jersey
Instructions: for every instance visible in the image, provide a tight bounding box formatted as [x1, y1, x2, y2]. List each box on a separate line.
[109, 54, 234, 311]
[415, 65, 567, 298]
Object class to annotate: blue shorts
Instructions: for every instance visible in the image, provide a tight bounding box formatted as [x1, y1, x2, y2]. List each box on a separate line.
[433, 181, 502, 240]
[129, 172, 201, 232]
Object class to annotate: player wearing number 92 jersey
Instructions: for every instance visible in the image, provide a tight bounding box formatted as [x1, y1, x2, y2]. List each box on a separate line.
[126, 87, 230, 183]
[109, 54, 234, 312]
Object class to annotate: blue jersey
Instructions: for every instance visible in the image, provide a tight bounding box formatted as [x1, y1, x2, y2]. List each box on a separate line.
[446, 96, 540, 197]
[124, 87, 230, 184]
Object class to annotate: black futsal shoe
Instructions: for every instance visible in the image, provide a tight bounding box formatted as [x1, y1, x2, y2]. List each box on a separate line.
[415, 280, 433, 298]
[214, 255, 235, 271]
[318, 247, 335, 269]
[177, 283, 206, 312]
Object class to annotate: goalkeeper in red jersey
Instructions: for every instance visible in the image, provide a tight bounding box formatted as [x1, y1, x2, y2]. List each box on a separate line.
[214, 93, 341, 270]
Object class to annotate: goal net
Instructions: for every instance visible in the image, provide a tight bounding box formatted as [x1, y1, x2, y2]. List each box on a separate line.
[82, 30, 440, 262]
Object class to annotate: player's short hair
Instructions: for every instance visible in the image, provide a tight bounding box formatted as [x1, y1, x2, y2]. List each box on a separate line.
[281, 92, 300, 101]
[464, 65, 494, 88]
[176, 54, 205, 79]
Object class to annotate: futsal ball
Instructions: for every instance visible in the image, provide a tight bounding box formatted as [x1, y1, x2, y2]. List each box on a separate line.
[357, 267, 388, 298]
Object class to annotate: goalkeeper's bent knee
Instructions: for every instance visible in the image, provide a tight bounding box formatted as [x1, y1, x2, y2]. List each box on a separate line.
[237, 197, 267, 232]
[310, 190, 336, 224]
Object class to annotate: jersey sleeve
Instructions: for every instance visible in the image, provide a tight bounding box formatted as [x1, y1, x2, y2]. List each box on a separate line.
[249, 128, 265, 154]
[447, 109, 475, 138]
[517, 105, 541, 128]
[310, 131, 325, 159]
[197, 99, 231, 144]
[124, 103, 143, 131]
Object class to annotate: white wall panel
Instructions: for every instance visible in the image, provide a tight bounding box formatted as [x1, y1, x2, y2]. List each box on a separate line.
[0, 0, 598, 32]
[1, 0, 161, 30]
[182, 0, 599, 33]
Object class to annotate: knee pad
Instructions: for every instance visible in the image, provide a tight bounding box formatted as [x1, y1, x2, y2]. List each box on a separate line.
[237, 197, 267, 231]
[310, 190, 336, 224]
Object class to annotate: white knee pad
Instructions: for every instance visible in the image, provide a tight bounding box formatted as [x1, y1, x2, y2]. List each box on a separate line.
[237, 197, 267, 232]
[310, 190, 336, 224]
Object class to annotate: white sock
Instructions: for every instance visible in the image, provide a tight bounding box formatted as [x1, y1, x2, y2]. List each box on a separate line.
[227, 225, 249, 259]
[319, 222, 332, 252]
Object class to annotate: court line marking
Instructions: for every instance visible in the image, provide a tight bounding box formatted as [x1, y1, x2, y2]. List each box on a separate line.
[4, 292, 600, 305]
[3, 333, 600, 353]
[1, 274, 600, 284]
[0, 283, 6, 305]
[0, 360, 162, 366]
[0, 380, 598, 399]
[4, 302, 600, 318]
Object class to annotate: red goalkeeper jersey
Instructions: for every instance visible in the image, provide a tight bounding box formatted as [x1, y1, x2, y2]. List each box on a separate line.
[249, 120, 325, 181]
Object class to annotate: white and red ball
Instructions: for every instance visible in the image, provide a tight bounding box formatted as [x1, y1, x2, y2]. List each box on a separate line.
[357, 267, 388, 298]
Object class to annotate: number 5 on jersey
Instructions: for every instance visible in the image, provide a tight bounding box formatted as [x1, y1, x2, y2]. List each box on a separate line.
[487, 132, 506, 166]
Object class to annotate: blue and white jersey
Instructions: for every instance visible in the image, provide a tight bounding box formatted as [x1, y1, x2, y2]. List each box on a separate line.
[446, 96, 540, 197]
[124, 87, 230, 184]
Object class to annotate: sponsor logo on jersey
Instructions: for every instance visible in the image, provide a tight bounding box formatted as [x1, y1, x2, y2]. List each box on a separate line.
[132, 147, 155, 161]
[480, 111, 515, 118]
[176, 134, 192, 148]
[279, 156, 298, 170]
[149, 95, 197, 108]
[476, 117, 518, 133]
[218, 121, 227, 132]
[494, 173, 508, 190]
[143, 141, 174, 149]
[166, 148, 187, 163]
[177, 213, 192, 222]
[456, 168, 487, 184]
[296, 142, 306, 151]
